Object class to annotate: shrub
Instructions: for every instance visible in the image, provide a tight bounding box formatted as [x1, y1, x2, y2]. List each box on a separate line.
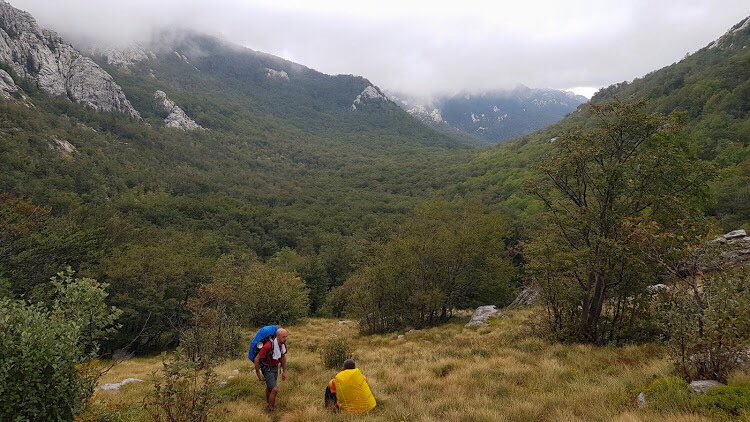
[180, 283, 241, 364]
[145, 350, 216, 422]
[657, 270, 750, 382]
[641, 376, 694, 412]
[697, 386, 750, 417]
[0, 298, 95, 421]
[320, 336, 354, 369]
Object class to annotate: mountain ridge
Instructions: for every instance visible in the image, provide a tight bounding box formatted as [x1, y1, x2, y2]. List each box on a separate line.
[390, 86, 587, 144]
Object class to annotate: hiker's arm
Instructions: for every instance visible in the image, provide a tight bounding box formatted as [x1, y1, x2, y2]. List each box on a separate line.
[280, 354, 287, 381]
[254, 354, 264, 381]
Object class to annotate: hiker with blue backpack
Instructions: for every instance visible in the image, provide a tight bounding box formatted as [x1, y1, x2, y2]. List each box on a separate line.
[249, 326, 289, 412]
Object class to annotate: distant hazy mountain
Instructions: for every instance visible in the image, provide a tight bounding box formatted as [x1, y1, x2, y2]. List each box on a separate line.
[455, 14, 750, 230]
[390, 86, 587, 144]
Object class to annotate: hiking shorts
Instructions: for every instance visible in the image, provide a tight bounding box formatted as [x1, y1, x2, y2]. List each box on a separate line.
[261, 364, 278, 390]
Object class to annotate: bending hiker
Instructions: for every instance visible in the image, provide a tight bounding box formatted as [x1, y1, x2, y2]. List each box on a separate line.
[249, 326, 289, 412]
[325, 359, 376, 414]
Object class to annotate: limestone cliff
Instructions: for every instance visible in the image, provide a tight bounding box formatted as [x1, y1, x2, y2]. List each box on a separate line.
[0, 1, 139, 117]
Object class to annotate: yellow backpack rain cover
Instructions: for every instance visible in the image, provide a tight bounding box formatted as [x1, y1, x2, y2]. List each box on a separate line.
[334, 368, 376, 414]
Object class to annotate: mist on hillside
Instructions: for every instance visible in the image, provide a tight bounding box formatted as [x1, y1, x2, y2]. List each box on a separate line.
[9, 0, 750, 98]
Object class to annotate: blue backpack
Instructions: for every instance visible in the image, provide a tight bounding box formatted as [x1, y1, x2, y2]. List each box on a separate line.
[248, 325, 278, 362]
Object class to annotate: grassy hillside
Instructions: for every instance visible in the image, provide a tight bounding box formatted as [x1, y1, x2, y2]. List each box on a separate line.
[88, 310, 749, 421]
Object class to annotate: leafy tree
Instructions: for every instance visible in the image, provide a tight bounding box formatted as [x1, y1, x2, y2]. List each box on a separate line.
[526, 100, 712, 344]
[180, 282, 241, 364]
[213, 258, 309, 327]
[345, 201, 515, 333]
[98, 231, 215, 352]
[50, 267, 122, 356]
[269, 247, 329, 314]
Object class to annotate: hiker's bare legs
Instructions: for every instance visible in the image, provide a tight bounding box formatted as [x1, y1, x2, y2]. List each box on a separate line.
[267, 387, 278, 411]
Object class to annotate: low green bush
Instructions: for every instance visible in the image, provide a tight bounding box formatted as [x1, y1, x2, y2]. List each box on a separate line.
[696, 386, 750, 418]
[0, 298, 93, 421]
[642, 376, 694, 413]
[320, 336, 354, 370]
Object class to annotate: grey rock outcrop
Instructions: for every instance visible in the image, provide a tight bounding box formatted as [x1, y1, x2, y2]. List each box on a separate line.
[0, 1, 139, 117]
[688, 380, 724, 394]
[48, 136, 76, 155]
[154, 90, 200, 130]
[705, 229, 750, 270]
[99, 377, 143, 391]
[265, 68, 289, 81]
[351, 85, 389, 111]
[0, 67, 27, 102]
[465, 305, 499, 327]
[91, 44, 154, 68]
[508, 287, 539, 307]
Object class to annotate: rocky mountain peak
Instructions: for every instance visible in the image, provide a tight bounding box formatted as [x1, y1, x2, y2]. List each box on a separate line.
[351, 85, 389, 111]
[0, 1, 139, 117]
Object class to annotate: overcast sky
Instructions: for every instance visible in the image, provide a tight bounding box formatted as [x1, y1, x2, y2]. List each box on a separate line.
[11, 0, 750, 98]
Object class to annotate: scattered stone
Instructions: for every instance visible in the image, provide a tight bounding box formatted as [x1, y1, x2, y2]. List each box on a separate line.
[111, 349, 133, 361]
[231, 369, 239, 375]
[218, 380, 228, 388]
[508, 287, 539, 307]
[397, 335, 404, 340]
[688, 380, 724, 394]
[90, 44, 152, 68]
[154, 90, 201, 130]
[636, 392, 647, 408]
[465, 305, 499, 327]
[99, 378, 143, 391]
[646, 284, 669, 293]
[699, 229, 750, 271]
[725, 229, 747, 240]
[406, 329, 422, 335]
[173, 51, 189, 63]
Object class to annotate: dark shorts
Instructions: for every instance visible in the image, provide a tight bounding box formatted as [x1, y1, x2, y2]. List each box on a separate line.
[261, 364, 278, 390]
[324, 385, 337, 409]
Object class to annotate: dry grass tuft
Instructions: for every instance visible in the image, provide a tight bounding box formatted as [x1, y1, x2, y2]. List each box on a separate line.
[91, 308, 744, 421]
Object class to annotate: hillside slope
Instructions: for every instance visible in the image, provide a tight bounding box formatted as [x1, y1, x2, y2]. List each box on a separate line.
[452, 15, 750, 230]
[0, 2, 478, 350]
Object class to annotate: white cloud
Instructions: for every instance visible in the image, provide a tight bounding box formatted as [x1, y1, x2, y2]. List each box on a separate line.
[8, 0, 750, 97]
[567, 87, 600, 99]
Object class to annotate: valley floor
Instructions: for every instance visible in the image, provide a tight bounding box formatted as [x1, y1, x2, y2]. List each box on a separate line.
[90, 310, 732, 421]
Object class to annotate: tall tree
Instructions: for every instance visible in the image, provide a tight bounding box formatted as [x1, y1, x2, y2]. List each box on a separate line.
[526, 100, 712, 344]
